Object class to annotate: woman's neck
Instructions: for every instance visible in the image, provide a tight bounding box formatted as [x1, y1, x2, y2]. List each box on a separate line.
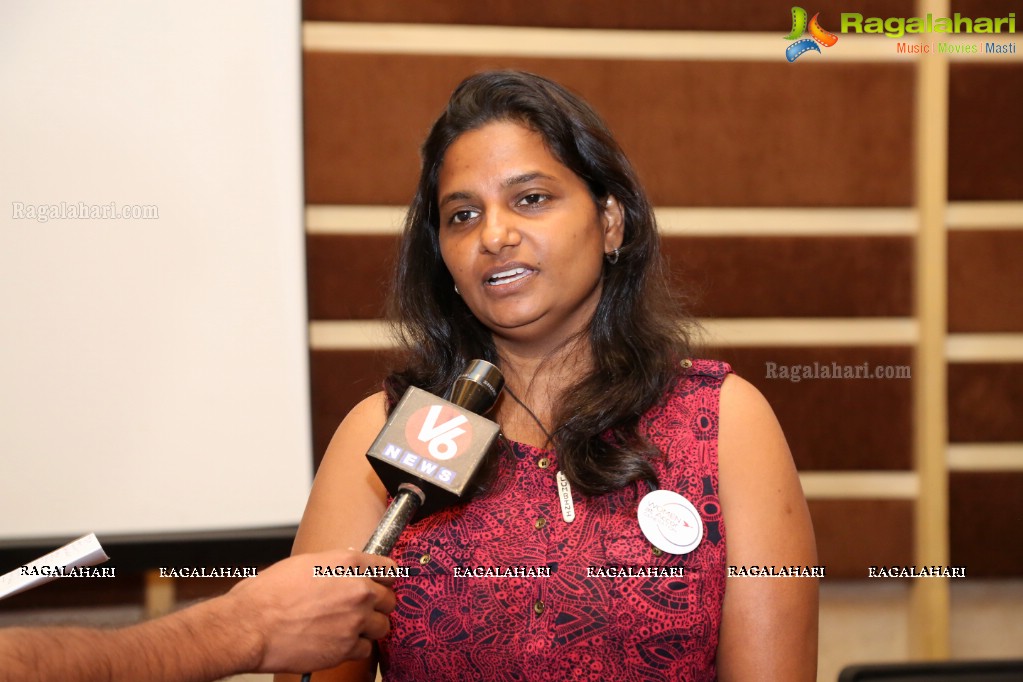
[492, 335, 593, 448]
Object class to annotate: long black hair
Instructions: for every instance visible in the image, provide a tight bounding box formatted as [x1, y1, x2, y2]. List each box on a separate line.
[385, 70, 696, 496]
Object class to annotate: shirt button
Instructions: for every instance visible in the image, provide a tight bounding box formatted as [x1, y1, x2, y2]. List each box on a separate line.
[419, 554, 432, 565]
[534, 518, 546, 529]
[537, 457, 550, 469]
[681, 358, 693, 369]
[533, 600, 545, 615]
[651, 546, 663, 557]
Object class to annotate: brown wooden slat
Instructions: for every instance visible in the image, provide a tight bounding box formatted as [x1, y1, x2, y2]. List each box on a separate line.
[720, 347, 914, 471]
[948, 230, 1023, 333]
[666, 235, 913, 318]
[306, 234, 914, 320]
[948, 362, 1023, 443]
[309, 349, 399, 466]
[949, 63, 1023, 202]
[950, 472, 1023, 577]
[304, 0, 912, 32]
[307, 234, 398, 320]
[304, 53, 914, 208]
[808, 499, 914, 579]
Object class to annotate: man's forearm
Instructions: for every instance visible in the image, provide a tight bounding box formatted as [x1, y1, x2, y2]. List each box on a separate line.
[0, 595, 258, 682]
[0, 549, 396, 681]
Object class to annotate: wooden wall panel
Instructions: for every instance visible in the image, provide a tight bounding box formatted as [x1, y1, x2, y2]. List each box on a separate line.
[948, 363, 1023, 443]
[307, 234, 398, 320]
[721, 347, 914, 471]
[299, 3, 1021, 594]
[948, 230, 1023, 333]
[309, 349, 398, 465]
[666, 236, 913, 318]
[948, 63, 1023, 202]
[305, 0, 911, 31]
[304, 53, 915, 208]
[950, 472, 1023, 577]
[306, 234, 915, 321]
[809, 500, 914, 579]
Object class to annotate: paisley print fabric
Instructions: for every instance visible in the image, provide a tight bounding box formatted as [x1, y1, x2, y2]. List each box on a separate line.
[380, 360, 732, 681]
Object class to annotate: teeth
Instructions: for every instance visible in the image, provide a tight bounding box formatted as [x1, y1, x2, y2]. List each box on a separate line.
[487, 267, 529, 285]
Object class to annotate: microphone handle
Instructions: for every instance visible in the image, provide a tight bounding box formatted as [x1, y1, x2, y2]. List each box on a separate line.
[362, 485, 425, 556]
[301, 487, 425, 682]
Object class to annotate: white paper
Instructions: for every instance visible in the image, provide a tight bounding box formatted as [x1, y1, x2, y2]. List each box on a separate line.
[0, 533, 110, 600]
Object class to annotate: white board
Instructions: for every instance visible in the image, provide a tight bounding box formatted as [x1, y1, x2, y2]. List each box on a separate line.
[0, 1, 312, 541]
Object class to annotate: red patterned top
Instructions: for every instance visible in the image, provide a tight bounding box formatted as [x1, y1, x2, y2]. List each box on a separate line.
[381, 360, 731, 681]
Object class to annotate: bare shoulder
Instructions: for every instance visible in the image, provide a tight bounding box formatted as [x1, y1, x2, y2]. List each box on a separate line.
[716, 372, 807, 540]
[717, 373, 793, 475]
[715, 373, 818, 680]
[292, 391, 390, 555]
[333, 391, 389, 446]
[719, 373, 780, 437]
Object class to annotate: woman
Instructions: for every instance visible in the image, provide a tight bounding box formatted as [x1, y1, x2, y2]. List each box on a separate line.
[283, 70, 817, 681]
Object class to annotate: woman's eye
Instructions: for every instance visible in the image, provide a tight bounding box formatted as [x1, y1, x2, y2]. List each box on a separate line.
[518, 193, 548, 207]
[450, 209, 479, 224]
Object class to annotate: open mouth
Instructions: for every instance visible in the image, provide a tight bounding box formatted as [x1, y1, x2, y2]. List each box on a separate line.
[486, 267, 532, 286]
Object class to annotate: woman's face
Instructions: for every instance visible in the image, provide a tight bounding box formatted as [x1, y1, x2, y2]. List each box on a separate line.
[436, 120, 623, 351]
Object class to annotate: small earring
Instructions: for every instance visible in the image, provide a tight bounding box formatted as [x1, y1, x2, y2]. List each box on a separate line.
[605, 248, 620, 265]
[454, 284, 461, 295]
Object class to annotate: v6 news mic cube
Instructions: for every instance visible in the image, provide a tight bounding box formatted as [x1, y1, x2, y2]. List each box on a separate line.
[366, 386, 501, 518]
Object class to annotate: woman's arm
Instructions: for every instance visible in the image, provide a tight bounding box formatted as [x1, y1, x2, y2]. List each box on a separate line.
[716, 374, 819, 681]
[275, 392, 391, 682]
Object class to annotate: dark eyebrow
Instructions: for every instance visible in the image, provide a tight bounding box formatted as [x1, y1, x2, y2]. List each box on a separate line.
[439, 172, 557, 208]
[439, 191, 474, 208]
[503, 171, 556, 188]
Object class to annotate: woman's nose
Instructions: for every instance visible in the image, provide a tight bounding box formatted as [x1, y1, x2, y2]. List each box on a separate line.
[479, 207, 521, 254]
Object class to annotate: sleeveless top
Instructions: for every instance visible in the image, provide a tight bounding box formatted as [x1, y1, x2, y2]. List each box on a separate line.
[380, 360, 731, 681]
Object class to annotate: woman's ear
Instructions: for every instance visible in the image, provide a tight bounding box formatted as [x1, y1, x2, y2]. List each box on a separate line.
[601, 196, 625, 253]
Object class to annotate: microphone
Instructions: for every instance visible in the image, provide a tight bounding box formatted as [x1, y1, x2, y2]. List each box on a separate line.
[300, 361, 504, 682]
[362, 359, 504, 555]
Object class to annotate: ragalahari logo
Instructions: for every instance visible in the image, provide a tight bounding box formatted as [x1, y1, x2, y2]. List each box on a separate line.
[785, 7, 839, 61]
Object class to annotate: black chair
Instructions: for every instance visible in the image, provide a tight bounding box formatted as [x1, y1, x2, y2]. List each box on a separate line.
[839, 659, 1023, 681]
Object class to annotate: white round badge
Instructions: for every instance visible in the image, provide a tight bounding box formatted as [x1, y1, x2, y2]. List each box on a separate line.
[637, 489, 704, 555]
